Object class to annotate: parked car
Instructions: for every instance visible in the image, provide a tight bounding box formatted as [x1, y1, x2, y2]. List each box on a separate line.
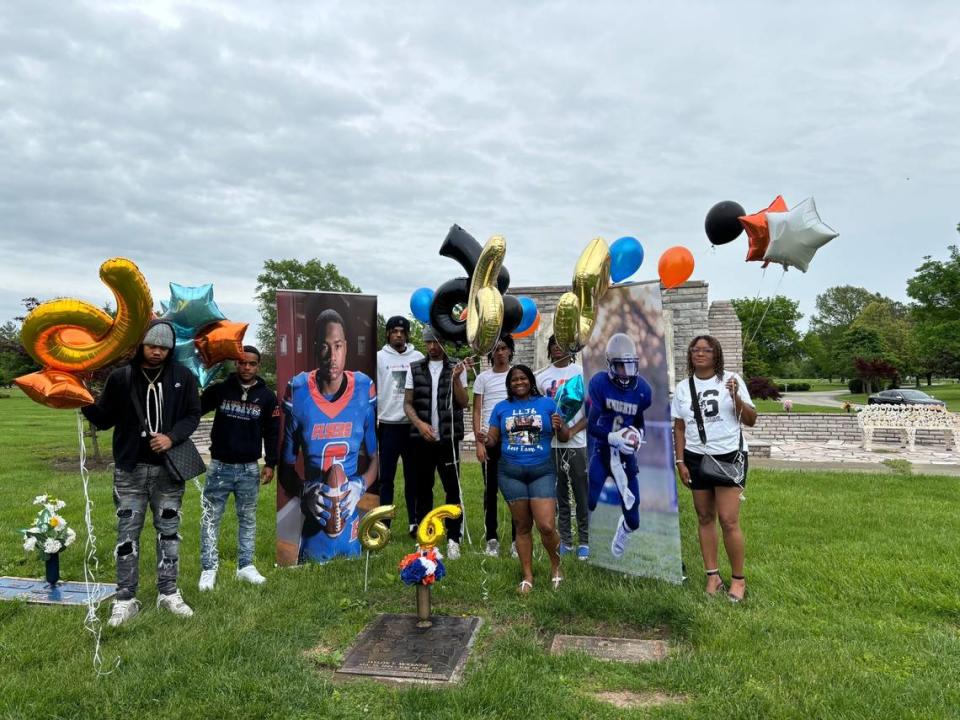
[867, 389, 946, 406]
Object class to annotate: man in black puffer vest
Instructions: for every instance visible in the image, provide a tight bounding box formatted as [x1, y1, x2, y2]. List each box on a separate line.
[403, 325, 472, 558]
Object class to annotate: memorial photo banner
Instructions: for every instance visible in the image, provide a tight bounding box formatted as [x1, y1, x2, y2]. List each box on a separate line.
[275, 290, 379, 567]
[581, 281, 683, 583]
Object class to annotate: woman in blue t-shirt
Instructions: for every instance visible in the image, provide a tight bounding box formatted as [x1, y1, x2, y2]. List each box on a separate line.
[485, 364, 570, 594]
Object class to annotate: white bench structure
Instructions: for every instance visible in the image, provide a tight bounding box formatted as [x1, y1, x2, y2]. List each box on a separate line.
[858, 404, 960, 452]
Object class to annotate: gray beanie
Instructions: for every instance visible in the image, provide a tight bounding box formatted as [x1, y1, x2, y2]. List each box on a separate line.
[421, 325, 439, 343]
[142, 322, 175, 349]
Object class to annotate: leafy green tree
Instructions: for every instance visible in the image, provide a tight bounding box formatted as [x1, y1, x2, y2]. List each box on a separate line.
[835, 326, 889, 390]
[731, 295, 802, 377]
[906, 245, 960, 383]
[809, 286, 893, 379]
[851, 300, 918, 386]
[254, 259, 362, 375]
[800, 331, 832, 380]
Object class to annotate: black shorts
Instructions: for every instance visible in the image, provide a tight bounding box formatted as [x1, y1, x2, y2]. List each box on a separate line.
[684, 450, 748, 491]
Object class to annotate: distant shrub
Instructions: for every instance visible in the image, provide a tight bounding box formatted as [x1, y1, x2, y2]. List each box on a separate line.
[748, 376, 781, 400]
[785, 382, 811, 392]
[848, 378, 864, 393]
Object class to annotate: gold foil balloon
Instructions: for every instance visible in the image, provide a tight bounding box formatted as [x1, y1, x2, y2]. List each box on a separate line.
[358, 504, 396, 551]
[466, 235, 506, 355]
[554, 291, 582, 352]
[416, 504, 463, 550]
[14, 370, 94, 409]
[20, 257, 153, 372]
[572, 238, 611, 345]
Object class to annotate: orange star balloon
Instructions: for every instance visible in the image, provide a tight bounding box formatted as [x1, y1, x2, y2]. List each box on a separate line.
[740, 195, 787, 262]
[194, 321, 249, 367]
[15, 370, 94, 409]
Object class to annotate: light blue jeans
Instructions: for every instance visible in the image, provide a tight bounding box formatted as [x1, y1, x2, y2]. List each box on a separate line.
[200, 460, 260, 571]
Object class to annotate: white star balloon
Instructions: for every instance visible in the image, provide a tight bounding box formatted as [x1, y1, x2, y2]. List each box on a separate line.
[763, 197, 838, 272]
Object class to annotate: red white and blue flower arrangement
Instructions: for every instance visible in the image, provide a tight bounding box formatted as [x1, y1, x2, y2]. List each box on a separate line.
[399, 547, 446, 586]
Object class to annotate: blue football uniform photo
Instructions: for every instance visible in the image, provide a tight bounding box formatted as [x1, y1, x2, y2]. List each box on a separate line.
[281, 370, 377, 563]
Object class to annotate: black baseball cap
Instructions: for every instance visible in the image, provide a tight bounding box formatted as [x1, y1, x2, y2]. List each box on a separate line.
[386, 316, 410, 334]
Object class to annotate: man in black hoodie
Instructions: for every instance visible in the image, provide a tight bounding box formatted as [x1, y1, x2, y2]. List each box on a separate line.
[82, 319, 201, 627]
[198, 345, 279, 591]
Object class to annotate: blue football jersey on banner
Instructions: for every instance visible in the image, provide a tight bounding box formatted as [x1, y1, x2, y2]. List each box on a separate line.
[281, 370, 377, 563]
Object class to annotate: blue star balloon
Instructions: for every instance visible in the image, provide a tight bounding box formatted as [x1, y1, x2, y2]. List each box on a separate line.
[554, 374, 584, 423]
[161, 283, 226, 338]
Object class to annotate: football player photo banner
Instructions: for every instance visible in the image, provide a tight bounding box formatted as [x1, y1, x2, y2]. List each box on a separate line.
[275, 290, 379, 567]
[581, 281, 683, 583]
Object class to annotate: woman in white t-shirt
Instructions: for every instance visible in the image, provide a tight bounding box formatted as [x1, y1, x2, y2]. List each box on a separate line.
[671, 335, 757, 602]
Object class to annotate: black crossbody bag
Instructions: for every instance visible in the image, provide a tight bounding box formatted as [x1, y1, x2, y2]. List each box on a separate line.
[688, 376, 745, 486]
[128, 367, 206, 483]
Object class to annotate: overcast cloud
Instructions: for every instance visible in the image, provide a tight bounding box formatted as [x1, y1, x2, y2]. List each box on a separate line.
[2, 1, 958, 340]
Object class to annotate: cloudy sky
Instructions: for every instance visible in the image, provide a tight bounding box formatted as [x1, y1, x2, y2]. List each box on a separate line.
[2, 1, 958, 342]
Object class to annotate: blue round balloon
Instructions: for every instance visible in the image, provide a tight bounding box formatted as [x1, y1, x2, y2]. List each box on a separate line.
[514, 296, 538, 334]
[410, 287, 435, 324]
[610, 236, 644, 282]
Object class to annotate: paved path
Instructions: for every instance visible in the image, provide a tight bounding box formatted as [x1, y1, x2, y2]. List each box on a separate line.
[751, 439, 960, 476]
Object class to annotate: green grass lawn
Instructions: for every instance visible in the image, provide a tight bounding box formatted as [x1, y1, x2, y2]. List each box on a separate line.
[754, 399, 846, 414]
[837, 382, 960, 412]
[2, 389, 960, 718]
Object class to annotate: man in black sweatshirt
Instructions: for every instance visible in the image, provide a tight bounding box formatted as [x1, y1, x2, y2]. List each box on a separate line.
[82, 319, 201, 627]
[198, 345, 279, 591]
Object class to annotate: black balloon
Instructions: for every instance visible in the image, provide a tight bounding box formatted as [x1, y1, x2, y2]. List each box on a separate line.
[704, 201, 746, 246]
[439, 225, 510, 293]
[429, 277, 469, 344]
[502, 294, 522, 335]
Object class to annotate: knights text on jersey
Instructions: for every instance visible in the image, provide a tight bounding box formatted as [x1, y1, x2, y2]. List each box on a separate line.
[281, 370, 377, 482]
[586, 371, 653, 441]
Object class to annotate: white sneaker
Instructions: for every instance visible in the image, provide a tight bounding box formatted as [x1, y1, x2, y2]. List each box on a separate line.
[511, 541, 519, 559]
[107, 598, 141, 627]
[236, 565, 266, 585]
[198, 569, 217, 592]
[446, 540, 460, 560]
[611, 516, 631, 559]
[157, 589, 194, 617]
[484, 539, 500, 557]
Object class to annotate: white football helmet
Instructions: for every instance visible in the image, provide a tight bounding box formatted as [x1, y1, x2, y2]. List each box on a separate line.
[606, 333, 639, 389]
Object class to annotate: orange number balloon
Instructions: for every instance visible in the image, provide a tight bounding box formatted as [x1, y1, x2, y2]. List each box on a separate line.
[658, 247, 695, 289]
[20, 258, 153, 372]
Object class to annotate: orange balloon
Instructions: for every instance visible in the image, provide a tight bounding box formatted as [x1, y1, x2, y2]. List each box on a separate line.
[512, 312, 540, 339]
[195, 321, 249, 366]
[658, 247, 695, 289]
[14, 370, 93, 409]
[740, 195, 788, 262]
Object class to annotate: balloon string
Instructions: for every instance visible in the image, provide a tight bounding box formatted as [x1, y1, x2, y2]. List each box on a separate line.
[76, 410, 120, 676]
[448, 358, 472, 548]
[364, 550, 370, 593]
[745, 267, 786, 348]
[740, 268, 769, 343]
[194, 477, 218, 574]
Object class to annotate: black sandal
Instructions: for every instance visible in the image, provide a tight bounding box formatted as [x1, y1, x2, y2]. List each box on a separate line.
[705, 569, 726, 596]
[728, 574, 746, 603]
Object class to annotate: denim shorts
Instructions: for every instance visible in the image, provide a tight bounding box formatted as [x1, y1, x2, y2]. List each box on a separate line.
[498, 458, 557, 502]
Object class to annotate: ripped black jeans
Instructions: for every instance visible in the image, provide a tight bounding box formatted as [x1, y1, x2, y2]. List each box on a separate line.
[113, 464, 185, 600]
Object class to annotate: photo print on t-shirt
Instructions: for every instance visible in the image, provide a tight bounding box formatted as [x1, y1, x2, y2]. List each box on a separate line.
[505, 410, 543, 448]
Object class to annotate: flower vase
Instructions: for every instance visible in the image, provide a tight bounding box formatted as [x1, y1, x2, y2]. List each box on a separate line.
[44, 552, 61, 587]
[416, 584, 432, 628]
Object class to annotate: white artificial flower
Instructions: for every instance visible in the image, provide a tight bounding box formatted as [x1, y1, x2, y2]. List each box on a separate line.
[33, 494, 48, 505]
[49, 514, 65, 529]
[53, 500, 66, 511]
[23, 536, 37, 551]
[65, 528, 77, 546]
[43, 538, 62, 554]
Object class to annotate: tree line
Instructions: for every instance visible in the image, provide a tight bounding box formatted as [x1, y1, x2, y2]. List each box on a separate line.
[733, 245, 960, 393]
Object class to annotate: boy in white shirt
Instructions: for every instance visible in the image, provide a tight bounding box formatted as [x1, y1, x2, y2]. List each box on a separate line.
[536, 334, 589, 560]
[472, 335, 517, 557]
